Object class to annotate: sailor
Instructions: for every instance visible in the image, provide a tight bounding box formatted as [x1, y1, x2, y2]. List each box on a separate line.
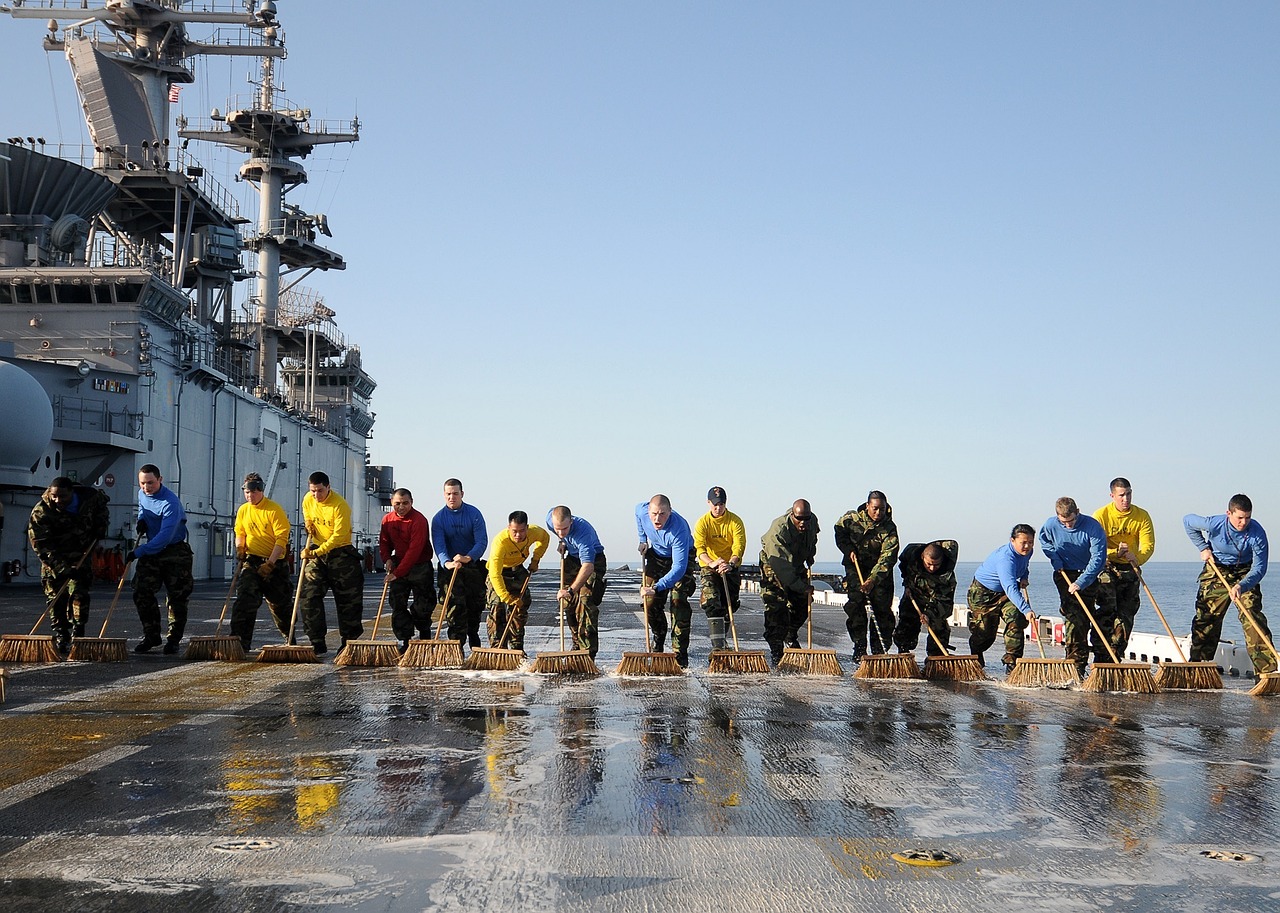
[693, 486, 746, 651]
[547, 506, 608, 658]
[759, 500, 819, 664]
[231, 472, 292, 651]
[127, 464, 194, 654]
[431, 478, 488, 650]
[485, 510, 548, 652]
[1039, 497, 1112, 676]
[299, 470, 365, 654]
[1092, 477, 1155, 660]
[968, 525, 1036, 669]
[637, 494, 698, 667]
[834, 490, 900, 661]
[27, 477, 110, 652]
[379, 487, 435, 652]
[1185, 494, 1273, 675]
[894, 540, 959, 656]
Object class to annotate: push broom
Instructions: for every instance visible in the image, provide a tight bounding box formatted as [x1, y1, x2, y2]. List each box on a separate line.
[1205, 562, 1280, 697]
[910, 593, 985, 682]
[185, 557, 247, 661]
[708, 573, 768, 674]
[1135, 564, 1221, 690]
[615, 566, 682, 675]
[66, 560, 131, 662]
[258, 546, 320, 663]
[1065, 571, 1158, 693]
[1005, 587, 1078, 687]
[534, 559, 600, 674]
[336, 571, 400, 667]
[848, 555, 919, 680]
[399, 565, 464, 668]
[464, 574, 532, 672]
[0, 547, 91, 663]
[777, 568, 843, 675]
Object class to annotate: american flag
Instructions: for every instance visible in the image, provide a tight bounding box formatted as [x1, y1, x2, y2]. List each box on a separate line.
[168, 84, 181, 104]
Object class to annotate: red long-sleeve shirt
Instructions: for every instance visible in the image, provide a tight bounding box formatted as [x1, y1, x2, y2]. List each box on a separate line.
[379, 508, 432, 577]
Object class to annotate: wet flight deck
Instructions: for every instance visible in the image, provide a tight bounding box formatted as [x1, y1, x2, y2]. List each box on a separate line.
[1, 573, 1277, 911]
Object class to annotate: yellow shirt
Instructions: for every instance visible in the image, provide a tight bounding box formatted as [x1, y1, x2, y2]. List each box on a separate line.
[487, 524, 550, 601]
[303, 489, 353, 555]
[235, 497, 291, 559]
[694, 509, 747, 566]
[1093, 502, 1155, 566]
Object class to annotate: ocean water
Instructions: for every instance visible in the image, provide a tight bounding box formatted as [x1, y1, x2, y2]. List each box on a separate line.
[812, 561, 1228, 637]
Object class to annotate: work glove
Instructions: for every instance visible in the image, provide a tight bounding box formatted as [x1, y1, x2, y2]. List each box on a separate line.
[124, 550, 137, 564]
[236, 546, 249, 560]
[257, 560, 276, 579]
[136, 519, 148, 537]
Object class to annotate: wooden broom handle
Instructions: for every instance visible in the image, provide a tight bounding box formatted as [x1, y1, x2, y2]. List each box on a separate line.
[1207, 560, 1280, 665]
[370, 571, 391, 641]
[1061, 570, 1121, 663]
[721, 573, 741, 651]
[97, 567, 131, 638]
[1130, 563, 1189, 663]
[29, 546, 96, 635]
[1019, 586, 1047, 660]
[434, 563, 459, 639]
[907, 591, 952, 658]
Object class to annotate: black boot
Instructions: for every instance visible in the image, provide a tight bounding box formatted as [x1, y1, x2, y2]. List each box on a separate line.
[134, 635, 162, 653]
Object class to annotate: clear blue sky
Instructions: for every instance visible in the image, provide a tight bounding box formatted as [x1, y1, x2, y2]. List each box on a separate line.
[5, 2, 1277, 564]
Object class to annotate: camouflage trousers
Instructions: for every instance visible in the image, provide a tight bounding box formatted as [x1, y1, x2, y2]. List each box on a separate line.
[1190, 561, 1274, 675]
[1098, 562, 1141, 658]
[562, 553, 607, 658]
[843, 571, 896, 657]
[41, 558, 94, 637]
[388, 561, 437, 642]
[230, 555, 294, 649]
[895, 590, 952, 656]
[643, 552, 697, 659]
[967, 579, 1027, 664]
[759, 561, 809, 660]
[300, 545, 365, 647]
[485, 565, 531, 650]
[436, 562, 486, 646]
[132, 541, 195, 642]
[1054, 568, 1116, 668]
[698, 566, 741, 620]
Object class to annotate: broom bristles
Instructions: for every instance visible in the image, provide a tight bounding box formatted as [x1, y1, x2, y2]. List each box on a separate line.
[462, 647, 527, 671]
[335, 641, 402, 667]
[1081, 662, 1159, 693]
[614, 651, 683, 676]
[398, 639, 464, 668]
[1154, 661, 1223, 690]
[853, 653, 922, 680]
[0, 635, 62, 664]
[923, 654, 988, 682]
[708, 649, 770, 674]
[184, 636, 247, 662]
[66, 637, 129, 663]
[1248, 671, 1280, 697]
[1005, 658, 1078, 688]
[531, 650, 601, 675]
[776, 648, 843, 676]
[256, 644, 320, 664]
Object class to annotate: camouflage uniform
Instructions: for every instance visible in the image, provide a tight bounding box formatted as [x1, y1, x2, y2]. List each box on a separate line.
[485, 564, 530, 649]
[834, 502, 900, 657]
[562, 553, 607, 658]
[643, 551, 697, 658]
[967, 578, 1027, 664]
[1100, 561, 1141, 658]
[894, 540, 958, 655]
[301, 545, 365, 647]
[698, 566, 741, 621]
[27, 485, 110, 642]
[436, 563, 486, 646]
[1190, 562, 1274, 674]
[133, 541, 196, 643]
[390, 562, 437, 642]
[232, 556, 294, 647]
[759, 511, 820, 662]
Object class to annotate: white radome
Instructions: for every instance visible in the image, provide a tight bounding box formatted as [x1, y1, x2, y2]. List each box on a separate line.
[0, 361, 54, 470]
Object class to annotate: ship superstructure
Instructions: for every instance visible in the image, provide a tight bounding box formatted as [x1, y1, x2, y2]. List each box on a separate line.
[0, 0, 391, 582]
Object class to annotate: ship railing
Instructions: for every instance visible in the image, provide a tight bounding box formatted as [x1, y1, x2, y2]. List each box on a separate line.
[197, 96, 360, 136]
[53, 394, 144, 440]
[12, 0, 248, 11]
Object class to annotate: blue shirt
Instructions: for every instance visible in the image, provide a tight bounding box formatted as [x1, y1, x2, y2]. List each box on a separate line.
[1038, 514, 1107, 588]
[545, 511, 605, 564]
[974, 542, 1033, 615]
[635, 501, 693, 591]
[431, 502, 488, 565]
[136, 484, 187, 557]
[1184, 513, 1268, 594]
